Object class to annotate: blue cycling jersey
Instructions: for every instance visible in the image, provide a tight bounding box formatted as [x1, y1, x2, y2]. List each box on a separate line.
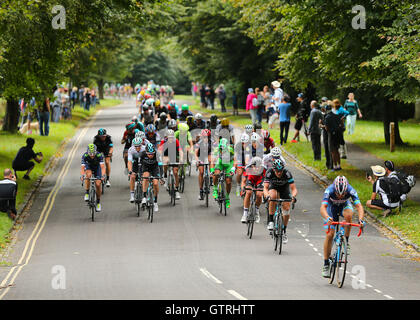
[322, 184, 360, 207]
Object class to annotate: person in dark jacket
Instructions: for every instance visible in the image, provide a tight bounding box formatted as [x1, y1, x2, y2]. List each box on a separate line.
[0, 169, 18, 220]
[291, 93, 309, 143]
[218, 85, 227, 112]
[12, 138, 43, 180]
[319, 97, 332, 169]
[308, 101, 323, 160]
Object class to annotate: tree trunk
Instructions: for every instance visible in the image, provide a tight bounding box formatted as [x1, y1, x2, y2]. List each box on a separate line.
[98, 79, 104, 100]
[415, 99, 420, 120]
[2, 98, 19, 132]
[383, 99, 404, 145]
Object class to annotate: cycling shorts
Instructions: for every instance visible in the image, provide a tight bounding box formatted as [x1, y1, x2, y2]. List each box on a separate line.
[245, 175, 264, 190]
[268, 184, 291, 200]
[140, 164, 159, 177]
[213, 163, 234, 174]
[327, 201, 353, 222]
[85, 164, 102, 179]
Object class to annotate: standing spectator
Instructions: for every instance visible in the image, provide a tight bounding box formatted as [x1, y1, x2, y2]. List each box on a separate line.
[333, 99, 349, 159]
[208, 85, 215, 110]
[263, 85, 272, 123]
[61, 91, 71, 120]
[0, 169, 18, 220]
[255, 88, 265, 125]
[200, 84, 207, 108]
[52, 86, 62, 122]
[12, 138, 43, 180]
[191, 82, 196, 98]
[78, 85, 85, 108]
[308, 100, 323, 160]
[91, 88, 97, 108]
[218, 84, 227, 112]
[84, 88, 91, 111]
[70, 87, 78, 109]
[319, 97, 332, 169]
[290, 93, 309, 143]
[232, 90, 238, 115]
[344, 92, 362, 135]
[278, 96, 292, 144]
[324, 102, 344, 171]
[246, 88, 258, 125]
[38, 97, 50, 136]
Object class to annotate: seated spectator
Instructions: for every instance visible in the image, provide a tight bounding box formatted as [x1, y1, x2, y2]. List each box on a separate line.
[0, 169, 18, 220]
[12, 138, 43, 180]
[366, 165, 400, 217]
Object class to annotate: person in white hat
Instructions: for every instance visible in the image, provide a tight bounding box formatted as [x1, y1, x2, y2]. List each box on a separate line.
[270, 81, 283, 127]
[366, 165, 400, 217]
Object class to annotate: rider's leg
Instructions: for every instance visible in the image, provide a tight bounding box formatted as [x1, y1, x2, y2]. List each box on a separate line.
[198, 166, 204, 189]
[85, 170, 92, 193]
[343, 207, 354, 240]
[142, 171, 150, 195]
[282, 201, 291, 227]
[174, 167, 179, 188]
[226, 177, 232, 195]
[105, 156, 111, 180]
[268, 189, 278, 222]
[153, 178, 159, 202]
[95, 179, 101, 201]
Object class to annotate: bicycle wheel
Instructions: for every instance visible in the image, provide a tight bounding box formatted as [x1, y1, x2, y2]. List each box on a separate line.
[273, 214, 279, 251]
[135, 183, 141, 217]
[148, 189, 154, 223]
[278, 213, 284, 255]
[221, 181, 227, 216]
[329, 242, 338, 284]
[247, 207, 255, 240]
[90, 187, 96, 222]
[101, 180, 105, 195]
[336, 238, 348, 288]
[204, 175, 209, 207]
[179, 171, 185, 193]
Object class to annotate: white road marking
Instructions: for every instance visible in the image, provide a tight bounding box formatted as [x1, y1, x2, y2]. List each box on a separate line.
[199, 268, 223, 284]
[374, 289, 382, 294]
[384, 295, 393, 299]
[227, 290, 247, 300]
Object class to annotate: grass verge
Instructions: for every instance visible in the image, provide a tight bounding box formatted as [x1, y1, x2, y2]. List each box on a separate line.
[0, 98, 122, 249]
[180, 95, 420, 248]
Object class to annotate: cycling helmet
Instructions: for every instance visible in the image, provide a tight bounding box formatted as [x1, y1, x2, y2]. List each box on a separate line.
[87, 143, 97, 156]
[98, 128, 106, 136]
[201, 129, 211, 137]
[221, 118, 230, 127]
[160, 112, 167, 120]
[178, 123, 189, 132]
[186, 116, 194, 125]
[219, 138, 228, 150]
[181, 104, 189, 111]
[334, 176, 348, 196]
[250, 156, 263, 167]
[132, 137, 143, 147]
[273, 159, 285, 171]
[145, 98, 154, 106]
[168, 119, 177, 130]
[135, 131, 145, 139]
[210, 114, 218, 123]
[240, 133, 250, 143]
[126, 122, 136, 130]
[251, 132, 260, 142]
[262, 129, 270, 139]
[245, 124, 253, 134]
[142, 104, 149, 111]
[146, 143, 155, 154]
[131, 116, 138, 123]
[167, 129, 175, 137]
[144, 93, 151, 100]
[169, 100, 176, 107]
[195, 113, 203, 121]
[155, 99, 160, 107]
[253, 123, 262, 131]
[270, 147, 282, 158]
[145, 124, 156, 133]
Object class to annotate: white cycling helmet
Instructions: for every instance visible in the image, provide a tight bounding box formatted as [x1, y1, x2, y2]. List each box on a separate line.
[271, 147, 282, 158]
[135, 131, 146, 139]
[132, 137, 143, 147]
[240, 133, 250, 143]
[251, 132, 260, 142]
[195, 113, 203, 120]
[250, 156, 263, 167]
[245, 124, 253, 134]
[167, 129, 175, 137]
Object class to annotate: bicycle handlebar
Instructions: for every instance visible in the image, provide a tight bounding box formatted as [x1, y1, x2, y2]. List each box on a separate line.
[326, 221, 363, 237]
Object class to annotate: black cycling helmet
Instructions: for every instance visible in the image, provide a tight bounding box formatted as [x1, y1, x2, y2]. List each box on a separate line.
[210, 114, 218, 123]
[98, 128, 106, 136]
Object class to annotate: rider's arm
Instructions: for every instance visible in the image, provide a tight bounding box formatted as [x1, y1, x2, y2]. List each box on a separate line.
[121, 131, 127, 144]
[263, 181, 270, 198]
[320, 203, 330, 222]
[354, 202, 365, 223]
[289, 182, 298, 199]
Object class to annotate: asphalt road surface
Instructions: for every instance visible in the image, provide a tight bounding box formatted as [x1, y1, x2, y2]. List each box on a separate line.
[1, 100, 419, 300]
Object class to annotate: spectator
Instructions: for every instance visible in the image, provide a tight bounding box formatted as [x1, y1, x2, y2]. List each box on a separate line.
[191, 82, 196, 98]
[263, 85, 272, 123]
[255, 87, 265, 124]
[0, 169, 18, 220]
[278, 95, 292, 144]
[218, 84, 227, 112]
[324, 101, 343, 171]
[12, 138, 43, 180]
[308, 100, 323, 160]
[344, 92, 362, 135]
[208, 85, 215, 110]
[78, 85, 85, 107]
[70, 87, 78, 109]
[91, 88, 97, 108]
[246, 88, 258, 125]
[319, 97, 332, 169]
[200, 84, 207, 108]
[84, 88, 91, 111]
[61, 91, 71, 120]
[290, 93, 309, 143]
[333, 99, 349, 159]
[366, 165, 400, 217]
[51, 86, 62, 123]
[38, 97, 50, 136]
[270, 81, 283, 126]
[232, 90, 238, 115]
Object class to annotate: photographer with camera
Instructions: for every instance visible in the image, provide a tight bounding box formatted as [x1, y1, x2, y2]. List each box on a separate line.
[12, 138, 43, 180]
[0, 168, 18, 220]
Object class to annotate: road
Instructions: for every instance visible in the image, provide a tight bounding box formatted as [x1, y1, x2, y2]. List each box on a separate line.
[0, 99, 419, 300]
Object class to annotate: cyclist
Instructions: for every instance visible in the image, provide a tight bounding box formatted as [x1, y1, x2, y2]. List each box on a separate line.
[244, 124, 254, 138]
[262, 129, 275, 154]
[154, 98, 167, 118]
[241, 157, 266, 224]
[93, 128, 113, 187]
[178, 104, 194, 122]
[145, 124, 161, 148]
[186, 115, 196, 131]
[320, 175, 365, 278]
[263, 147, 286, 170]
[168, 119, 178, 132]
[215, 118, 235, 145]
[155, 112, 169, 133]
[207, 114, 220, 131]
[175, 122, 194, 173]
[194, 113, 206, 130]
[158, 129, 183, 200]
[128, 137, 145, 203]
[263, 159, 298, 243]
[121, 122, 137, 175]
[250, 132, 264, 159]
[139, 143, 164, 212]
[211, 138, 235, 208]
[234, 133, 251, 197]
[195, 129, 213, 200]
[131, 116, 145, 132]
[80, 144, 106, 212]
[167, 100, 179, 121]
